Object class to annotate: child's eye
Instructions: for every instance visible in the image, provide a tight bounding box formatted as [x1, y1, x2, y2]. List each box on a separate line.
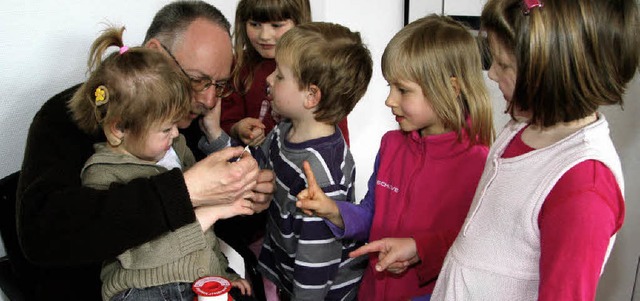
[392, 84, 408, 94]
[247, 21, 261, 28]
[271, 22, 285, 28]
[275, 74, 284, 81]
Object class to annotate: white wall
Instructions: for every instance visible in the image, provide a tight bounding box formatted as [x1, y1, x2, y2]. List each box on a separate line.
[0, 1, 637, 300]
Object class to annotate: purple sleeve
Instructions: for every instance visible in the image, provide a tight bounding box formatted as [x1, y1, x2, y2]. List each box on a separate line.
[326, 152, 380, 242]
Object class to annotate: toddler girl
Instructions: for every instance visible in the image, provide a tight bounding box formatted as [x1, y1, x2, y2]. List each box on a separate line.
[69, 26, 253, 301]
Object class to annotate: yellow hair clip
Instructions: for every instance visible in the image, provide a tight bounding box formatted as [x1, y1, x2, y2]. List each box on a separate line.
[95, 85, 109, 106]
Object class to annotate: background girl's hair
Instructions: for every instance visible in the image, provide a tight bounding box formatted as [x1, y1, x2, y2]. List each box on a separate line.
[232, 0, 311, 93]
[68, 26, 191, 140]
[382, 14, 494, 146]
[482, 0, 640, 127]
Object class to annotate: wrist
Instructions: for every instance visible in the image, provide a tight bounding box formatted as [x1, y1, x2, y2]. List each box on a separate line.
[204, 127, 222, 143]
[183, 171, 203, 207]
[328, 211, 345, 229]
[229, 123, 240, 140]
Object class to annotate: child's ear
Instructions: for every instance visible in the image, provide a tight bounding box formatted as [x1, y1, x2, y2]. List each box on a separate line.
[104, 121, 125, 147]
[304, 84, 321, 109]
[450, 77, 461, 97]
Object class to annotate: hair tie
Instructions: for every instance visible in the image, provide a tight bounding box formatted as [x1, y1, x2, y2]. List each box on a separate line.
[119, 45, 129, 55]
[523, 0, 543, 14]
[95, 85, 109, 106]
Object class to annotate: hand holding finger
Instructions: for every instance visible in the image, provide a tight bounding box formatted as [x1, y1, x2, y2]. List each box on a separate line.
[184, 147, 249, 206]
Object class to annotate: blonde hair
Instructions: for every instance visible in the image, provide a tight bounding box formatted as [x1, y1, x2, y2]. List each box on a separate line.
[232, 0, 311, 93]
[276, 22, 373, 124]
[482, 0, 640, 127]
[382, 14, 494, 146]
[68, 26, 191, 141]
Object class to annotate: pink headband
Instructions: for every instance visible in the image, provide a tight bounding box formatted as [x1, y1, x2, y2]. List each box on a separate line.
[523, 0, 543, 14]
[119, 45, 129, 55]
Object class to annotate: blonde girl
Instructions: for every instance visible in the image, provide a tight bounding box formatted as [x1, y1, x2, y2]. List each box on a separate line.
[297, 14, 494, 301]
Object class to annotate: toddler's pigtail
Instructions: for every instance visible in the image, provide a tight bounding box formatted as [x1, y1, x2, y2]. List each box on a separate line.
[87, 26, 125, 73]
[68, 26, 126, 135]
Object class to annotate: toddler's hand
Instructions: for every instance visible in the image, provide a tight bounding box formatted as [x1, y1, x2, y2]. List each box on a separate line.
[231, 117, 266, 146]
[231, 278, 252, 296]
[296, 161, 343, 228]
[194, 198, 255, 231]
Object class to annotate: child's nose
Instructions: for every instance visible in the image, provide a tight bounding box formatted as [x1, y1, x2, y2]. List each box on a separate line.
[384, 95, 396, 108]
[259, 26, 273, 40]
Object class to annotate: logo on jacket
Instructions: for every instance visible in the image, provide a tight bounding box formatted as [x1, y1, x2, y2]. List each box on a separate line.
[376, 180, 399, 193]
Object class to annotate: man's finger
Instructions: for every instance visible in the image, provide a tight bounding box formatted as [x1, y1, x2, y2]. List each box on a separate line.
[209, 146, 244, 161]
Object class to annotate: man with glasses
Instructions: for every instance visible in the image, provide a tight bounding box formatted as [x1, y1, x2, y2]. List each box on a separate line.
[16, 1, 274, 299]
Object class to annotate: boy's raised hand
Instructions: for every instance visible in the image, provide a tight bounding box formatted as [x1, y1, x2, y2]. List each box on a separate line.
[230, 117, 266, 146]
[296, 161, 344, 228]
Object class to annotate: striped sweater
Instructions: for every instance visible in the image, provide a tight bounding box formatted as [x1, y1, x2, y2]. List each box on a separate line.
[255, 121, 366, 301]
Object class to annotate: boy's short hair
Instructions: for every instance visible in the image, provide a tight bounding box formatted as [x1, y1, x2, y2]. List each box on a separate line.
[481, 0, 640, 126]
[276, 22, 373, 125]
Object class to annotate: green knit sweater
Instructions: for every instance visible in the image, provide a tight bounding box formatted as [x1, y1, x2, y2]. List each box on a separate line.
[80, 135, 239, 300]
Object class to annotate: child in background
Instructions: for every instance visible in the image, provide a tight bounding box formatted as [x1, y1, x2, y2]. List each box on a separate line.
[211, 2, 313, 297]
[255, 22, 373, 300]
[431, 0, 638, 300]
[69, 27, 253, 301]
[220, 0, 351, 145]
[296, 15, 494, 301]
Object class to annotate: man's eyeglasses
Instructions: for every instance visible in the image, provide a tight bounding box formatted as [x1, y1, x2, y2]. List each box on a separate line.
[160, 43, 233, 98]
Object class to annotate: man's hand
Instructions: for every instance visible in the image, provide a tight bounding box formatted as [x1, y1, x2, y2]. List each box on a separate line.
[184, 146, 259, 207]
[349, 237, 420, 274]
[296, 161, 343, 228]
[249, 169, 275, 213]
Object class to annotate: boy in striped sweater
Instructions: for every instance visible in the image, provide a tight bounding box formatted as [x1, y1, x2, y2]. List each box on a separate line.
[253, 22, 373, 300]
